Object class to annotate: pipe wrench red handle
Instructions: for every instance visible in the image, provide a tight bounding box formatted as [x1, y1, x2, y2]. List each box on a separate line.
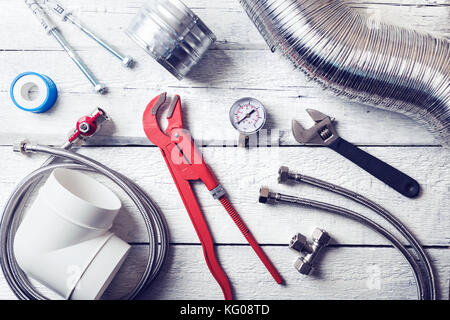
[162, 159, 233, 299]
[143, 93, 283, 300]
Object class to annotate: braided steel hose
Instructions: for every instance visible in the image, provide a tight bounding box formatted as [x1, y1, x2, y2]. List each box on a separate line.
[0, 144, 169, 300]
[239, 0, 450, 146]
[281, 169, 436, 299]
[262, 190, 429, 299]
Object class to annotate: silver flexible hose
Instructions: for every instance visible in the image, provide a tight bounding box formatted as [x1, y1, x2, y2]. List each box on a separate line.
[239, 0, 450, 146]
[0, 144, 170, 300]
[288, 172, 436, 299]
[268, 193, 428, 299]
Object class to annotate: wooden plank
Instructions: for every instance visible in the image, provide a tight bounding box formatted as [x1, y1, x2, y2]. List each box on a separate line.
[0, 0, 447, 51]
[0, 246, 448, 300]
[114, 246, 450, 300]
[0, 49, 438, 146]
[1, 0, 446, 146]
[0, 0, 447, 301]
[1, 146, 448, 245]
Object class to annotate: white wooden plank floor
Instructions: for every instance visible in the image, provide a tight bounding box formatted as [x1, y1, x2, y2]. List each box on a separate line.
[0, 0, 448, 300]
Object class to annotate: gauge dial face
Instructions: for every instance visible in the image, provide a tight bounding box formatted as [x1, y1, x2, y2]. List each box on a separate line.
[229, 98, 267, 135]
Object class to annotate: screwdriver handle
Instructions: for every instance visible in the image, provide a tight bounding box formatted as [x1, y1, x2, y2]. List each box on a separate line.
[329, 137, 420, 198]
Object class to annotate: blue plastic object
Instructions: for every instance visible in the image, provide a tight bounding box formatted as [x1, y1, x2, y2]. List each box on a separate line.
[10, 72, 58, 113]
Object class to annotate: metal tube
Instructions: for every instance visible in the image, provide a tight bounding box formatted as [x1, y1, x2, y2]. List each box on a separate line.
[288, 173, 436, 299]
[24, 0, 107, 94]
[49, 29, 106, 93]
[279, 167, 436, 299]
[239, 0, 450, 146]
[0, 144, 170, 300]
[64, 14, 134, 68]
[262, 189, 429, 299]
[44, 0, 135, 68]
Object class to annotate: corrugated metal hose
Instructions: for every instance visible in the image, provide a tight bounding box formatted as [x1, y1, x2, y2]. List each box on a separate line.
[239, 0, 449, 146]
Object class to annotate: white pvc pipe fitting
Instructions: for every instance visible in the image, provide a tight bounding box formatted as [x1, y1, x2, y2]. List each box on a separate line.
[14, 168, 131, 300]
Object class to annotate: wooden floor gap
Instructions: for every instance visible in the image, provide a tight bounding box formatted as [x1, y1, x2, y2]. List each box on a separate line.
[128, 242, 449, 249]
[0, 144, 443, 148]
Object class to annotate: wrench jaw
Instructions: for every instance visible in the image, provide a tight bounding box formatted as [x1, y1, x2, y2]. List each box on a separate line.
[305, 108, 329, 123]
[143, 93, 217, 185]
[292, 109, 339, 146]
[165, 95, 184, 133]
[143, 93, 170, 146]
[143, 92, 185, 146]
[150, 92, 167, 115]
[292, 120, 323, 145]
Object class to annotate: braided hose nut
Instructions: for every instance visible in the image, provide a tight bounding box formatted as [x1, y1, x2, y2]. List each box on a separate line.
[278, 166, 292, 183]
[13, 139, 30, 155]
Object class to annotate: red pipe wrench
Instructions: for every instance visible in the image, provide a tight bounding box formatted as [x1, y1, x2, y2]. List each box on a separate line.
[143, 93, 283, 300]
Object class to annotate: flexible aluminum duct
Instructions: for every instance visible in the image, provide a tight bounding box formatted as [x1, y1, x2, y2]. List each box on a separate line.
[239, 0, 450, 146]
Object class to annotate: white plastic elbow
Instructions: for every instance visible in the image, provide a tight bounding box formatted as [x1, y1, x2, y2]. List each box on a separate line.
[14, 168, 131, 300]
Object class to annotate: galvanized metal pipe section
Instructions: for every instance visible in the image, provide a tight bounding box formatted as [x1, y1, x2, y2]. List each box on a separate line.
[239, 0, 450, 146]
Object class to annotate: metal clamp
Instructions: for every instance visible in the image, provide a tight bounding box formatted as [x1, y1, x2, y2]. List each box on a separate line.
[210, 184, 226, 200]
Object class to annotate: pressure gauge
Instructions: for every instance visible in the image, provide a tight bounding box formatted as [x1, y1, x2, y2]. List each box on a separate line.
[229, 97, 267, 147]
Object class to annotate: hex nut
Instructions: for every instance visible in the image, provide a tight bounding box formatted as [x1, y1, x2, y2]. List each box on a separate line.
[13, 139, 29, 154]
[312, 228, 331, 246]
[278, 166, 290, 183]
[259, 187, 270, 203]
[294, 257, 312, 275]
[289, 233, 310, 253]
[94, 84, 107, 94]
[78, 122, 91, 133]
[122, 56, 135, 68]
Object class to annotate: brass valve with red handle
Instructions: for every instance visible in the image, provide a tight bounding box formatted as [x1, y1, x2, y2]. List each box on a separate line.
[68, 108, 109, 144]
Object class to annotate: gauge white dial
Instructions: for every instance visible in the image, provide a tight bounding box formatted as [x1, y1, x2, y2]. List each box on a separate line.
[229, 97, 267, 135]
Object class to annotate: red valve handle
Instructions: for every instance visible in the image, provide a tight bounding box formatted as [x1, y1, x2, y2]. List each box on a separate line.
[68, 109, 107, 143]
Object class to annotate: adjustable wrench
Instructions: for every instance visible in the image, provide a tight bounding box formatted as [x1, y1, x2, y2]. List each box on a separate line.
[292, 109, 420, 198]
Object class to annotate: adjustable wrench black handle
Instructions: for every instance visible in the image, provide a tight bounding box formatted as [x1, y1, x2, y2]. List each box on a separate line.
[329, 137, 420, 198]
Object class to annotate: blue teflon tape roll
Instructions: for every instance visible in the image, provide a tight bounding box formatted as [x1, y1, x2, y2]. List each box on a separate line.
[10, 72, 58, 113]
